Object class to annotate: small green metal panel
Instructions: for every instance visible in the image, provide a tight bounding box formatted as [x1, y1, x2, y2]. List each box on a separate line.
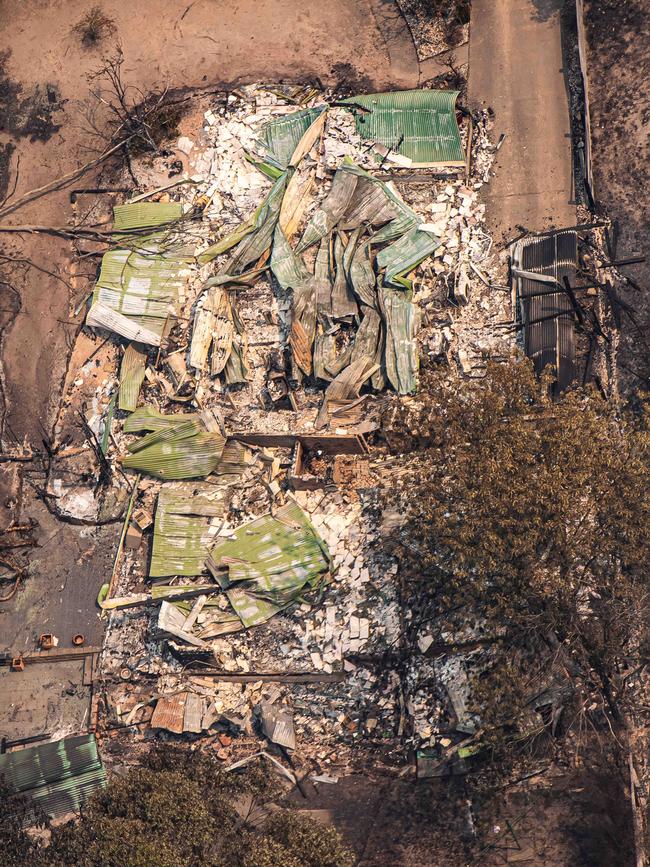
[118, 343, 147, 412]
[344, 90, 464, 165]
[380, 286, 418, 394]
[377, 226, 440, 285]
[123, 406, 201, 433]
[113, 202, 185, 231]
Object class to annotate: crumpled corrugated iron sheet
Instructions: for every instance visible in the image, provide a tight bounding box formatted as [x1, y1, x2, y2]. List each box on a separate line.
[377, 225, 441, 289]
[190, 285, 234, 373]
[206, 498, 330, 628]
[260, 701, 296, 750]
[0, 734, 106, 820]
[86, 202, 192, 346]
[280, 159, 435, 392]
[124, 406, 205, 433]
[343, 89, 465, 166]
[199, 173, 288, 269]
[380, 286, 419, 394]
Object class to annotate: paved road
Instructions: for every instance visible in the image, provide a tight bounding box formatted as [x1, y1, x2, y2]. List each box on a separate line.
[469, 0, 576, 243]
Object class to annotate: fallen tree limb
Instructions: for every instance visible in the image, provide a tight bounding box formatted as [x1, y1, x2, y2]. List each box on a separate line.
[0, 219, 190, 242]
[0, 136, 134, 220]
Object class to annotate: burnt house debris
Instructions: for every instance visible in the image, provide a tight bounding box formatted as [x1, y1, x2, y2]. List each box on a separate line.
[63, 79, 510, 777]
[3, 67, 631, 817]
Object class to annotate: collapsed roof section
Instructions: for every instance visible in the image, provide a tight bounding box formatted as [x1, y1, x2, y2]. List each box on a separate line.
[112, 497, 333, 640]
[193, 157, 438, 394]
[512, 230, 578, 393]
[86, 202, 193, 346]
[120, 407, 227, 480]
[86, 90, 462, 397]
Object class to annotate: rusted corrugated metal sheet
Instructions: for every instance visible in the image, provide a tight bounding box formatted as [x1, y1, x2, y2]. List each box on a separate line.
[150, 693, 187, 733]
[150, 691, 206, 733]
[513, 230, 578, 393]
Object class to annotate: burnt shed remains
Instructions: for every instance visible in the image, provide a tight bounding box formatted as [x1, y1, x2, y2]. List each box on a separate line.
[513, 230, 578, 393]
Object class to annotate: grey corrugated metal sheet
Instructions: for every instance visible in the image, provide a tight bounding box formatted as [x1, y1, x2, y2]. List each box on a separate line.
[343, 90, 465, 166]
[513, 231, 577, 392]
[0, 734, 106, 820]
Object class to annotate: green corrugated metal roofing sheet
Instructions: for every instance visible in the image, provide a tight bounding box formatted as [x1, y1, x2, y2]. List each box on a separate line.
[150, 484, 227, 577]
[343, 90, 464, 166]
[113, 202, 186, 231]
[0, 734, 106, 820]
[122, 410, 251, 481]
[376, 225, 441, 288]
[206, 498, 331, 628]
[87, 203, 193, 345]
[257, 106, 327, 168]
[379, 286, 418, 394]
[118, 342, 147, 412]
[296, 159, 418, 253]
[123, 406, 202, 434]
[123, 421, 226, 480]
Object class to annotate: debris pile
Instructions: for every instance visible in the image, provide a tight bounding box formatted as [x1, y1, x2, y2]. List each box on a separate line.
[47, 81, 511, 773]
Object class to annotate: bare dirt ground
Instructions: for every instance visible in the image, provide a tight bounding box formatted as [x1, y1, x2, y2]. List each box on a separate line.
[584, 0, 650, 389]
